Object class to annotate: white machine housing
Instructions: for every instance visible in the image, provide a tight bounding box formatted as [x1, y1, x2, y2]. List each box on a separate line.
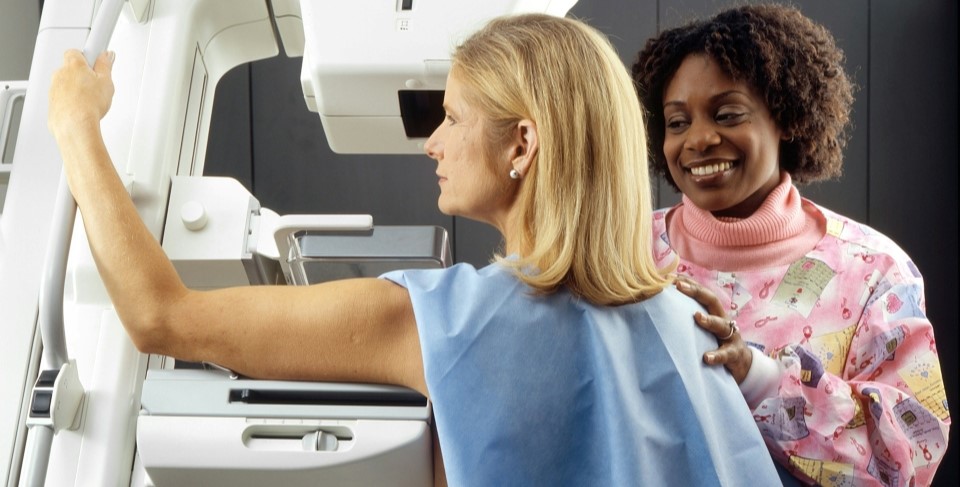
[298, 0, 577, 153]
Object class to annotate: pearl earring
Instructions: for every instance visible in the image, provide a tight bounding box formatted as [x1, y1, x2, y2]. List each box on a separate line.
[509, 169, 521, 180]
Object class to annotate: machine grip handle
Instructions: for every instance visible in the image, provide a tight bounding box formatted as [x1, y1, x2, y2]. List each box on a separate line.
[39, 0, 127, 370]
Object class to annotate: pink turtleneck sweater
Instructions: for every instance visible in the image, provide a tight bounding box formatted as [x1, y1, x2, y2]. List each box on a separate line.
[666, 172, 826, 272]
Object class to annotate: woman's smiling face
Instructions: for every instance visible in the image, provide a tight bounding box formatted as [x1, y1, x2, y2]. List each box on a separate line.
[662, 54, 784, 218]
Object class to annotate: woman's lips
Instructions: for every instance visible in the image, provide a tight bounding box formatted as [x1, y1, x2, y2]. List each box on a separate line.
[685, 160, 735, 184]
[689, 161, 733, 176]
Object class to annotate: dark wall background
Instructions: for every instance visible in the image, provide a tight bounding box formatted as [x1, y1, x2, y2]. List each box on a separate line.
[204, 1, 957, 485]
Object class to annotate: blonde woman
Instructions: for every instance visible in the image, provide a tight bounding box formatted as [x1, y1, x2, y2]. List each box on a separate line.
[49, 14, 779, 485]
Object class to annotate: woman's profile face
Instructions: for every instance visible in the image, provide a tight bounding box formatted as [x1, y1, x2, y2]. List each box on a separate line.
[424, 73, 515, 227]
[661, 54, 783, 218]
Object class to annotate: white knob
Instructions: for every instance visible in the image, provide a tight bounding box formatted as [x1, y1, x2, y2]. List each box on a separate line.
[181, 201, 207, 231]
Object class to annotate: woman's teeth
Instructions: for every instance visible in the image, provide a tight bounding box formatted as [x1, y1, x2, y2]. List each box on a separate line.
[690, 161, 732, 176]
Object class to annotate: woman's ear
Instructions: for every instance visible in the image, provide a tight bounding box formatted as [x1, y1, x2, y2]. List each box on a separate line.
[509, 119, 539, 178]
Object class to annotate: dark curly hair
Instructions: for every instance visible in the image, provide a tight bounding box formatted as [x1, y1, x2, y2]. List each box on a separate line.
[631, 3, 854, 189]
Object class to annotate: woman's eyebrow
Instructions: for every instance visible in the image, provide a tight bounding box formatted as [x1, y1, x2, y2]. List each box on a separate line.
[663, 90, 751, 109]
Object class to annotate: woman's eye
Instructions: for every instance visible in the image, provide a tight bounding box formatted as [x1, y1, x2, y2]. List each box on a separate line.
[666, 118, 689, 131]
[717, 112, 746, 124]
[445, 114, 457, 125]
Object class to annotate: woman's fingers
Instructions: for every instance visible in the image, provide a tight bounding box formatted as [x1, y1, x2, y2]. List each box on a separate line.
[674, 275, 725, 317]
[49, 50, 116, 135]
[677, 280, 753, 383]
[694, 310, 738, 341]
[675, 276, 753, 384]
[93, 50, 116, 76]
[703, 340, 752, 383]
[694, 311, 752, 382]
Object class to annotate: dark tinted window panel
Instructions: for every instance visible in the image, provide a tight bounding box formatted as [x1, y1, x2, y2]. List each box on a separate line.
[398, 90, 444, 138]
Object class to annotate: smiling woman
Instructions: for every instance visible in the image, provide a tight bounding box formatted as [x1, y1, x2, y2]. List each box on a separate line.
[661, 54, 783, 218]
[633, 4, 951, 486]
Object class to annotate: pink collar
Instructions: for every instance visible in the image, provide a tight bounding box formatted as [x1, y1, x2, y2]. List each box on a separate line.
[667, 172, 825, 271]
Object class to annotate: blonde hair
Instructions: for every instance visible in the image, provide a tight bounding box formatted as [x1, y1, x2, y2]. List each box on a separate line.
[453, 14, 671, 305]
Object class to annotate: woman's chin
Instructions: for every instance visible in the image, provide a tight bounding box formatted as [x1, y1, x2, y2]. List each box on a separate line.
[436, 199, 457, 217]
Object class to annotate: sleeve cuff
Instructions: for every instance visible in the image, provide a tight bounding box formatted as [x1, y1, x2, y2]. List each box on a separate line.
[738, 347, 783, 410]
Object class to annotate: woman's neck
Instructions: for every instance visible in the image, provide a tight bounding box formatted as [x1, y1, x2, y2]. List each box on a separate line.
[497, 206, 523, 255]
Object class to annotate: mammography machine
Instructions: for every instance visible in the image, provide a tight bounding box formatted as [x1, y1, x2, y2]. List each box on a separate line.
[0, 0, 576, 485]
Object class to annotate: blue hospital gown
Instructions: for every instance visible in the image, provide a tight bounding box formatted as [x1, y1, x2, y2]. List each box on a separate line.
[383, 262, 780, 486]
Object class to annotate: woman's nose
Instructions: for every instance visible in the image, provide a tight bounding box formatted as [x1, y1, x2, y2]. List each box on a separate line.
[685, 120, 721, 152]
[424, 126, 443, 160]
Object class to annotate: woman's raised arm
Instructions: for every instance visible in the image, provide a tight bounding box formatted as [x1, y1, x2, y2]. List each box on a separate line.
[48, 49, 426, 395]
